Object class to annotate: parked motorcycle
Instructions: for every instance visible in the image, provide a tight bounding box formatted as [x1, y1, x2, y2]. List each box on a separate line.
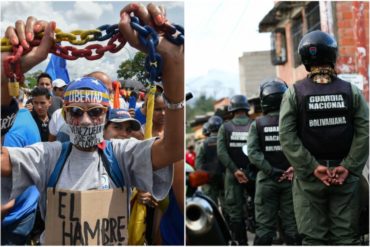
[186, 167, 234, 245]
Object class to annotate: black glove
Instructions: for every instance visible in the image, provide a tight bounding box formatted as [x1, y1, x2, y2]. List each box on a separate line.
[269, 167, 285, 182]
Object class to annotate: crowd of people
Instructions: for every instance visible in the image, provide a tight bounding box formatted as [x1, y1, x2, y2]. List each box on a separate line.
[1, 2, 184, 245]
[190, 30, 369, 245]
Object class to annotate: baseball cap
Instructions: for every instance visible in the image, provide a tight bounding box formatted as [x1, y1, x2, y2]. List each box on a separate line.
[52, 79, 67, 88]
[64, 77, 110, 106]
[108, 109, 141, 131]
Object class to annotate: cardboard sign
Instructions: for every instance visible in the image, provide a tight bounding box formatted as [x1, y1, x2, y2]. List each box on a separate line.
[45, 188, 128, 245]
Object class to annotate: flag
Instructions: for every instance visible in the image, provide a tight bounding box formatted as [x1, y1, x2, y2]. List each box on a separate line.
[45, 54, 70, 84]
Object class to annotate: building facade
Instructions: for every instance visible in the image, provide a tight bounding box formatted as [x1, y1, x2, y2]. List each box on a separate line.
[259, 1, 369, 101]
[238, 51, 276, 98]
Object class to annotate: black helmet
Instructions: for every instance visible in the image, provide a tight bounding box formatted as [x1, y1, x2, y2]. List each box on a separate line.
[298, 30, 338, 71]
[228, 95, 250, 112]
[207, 115, 223, 132]
[260, 78, 288, 113]
[202, 122, 210, 137]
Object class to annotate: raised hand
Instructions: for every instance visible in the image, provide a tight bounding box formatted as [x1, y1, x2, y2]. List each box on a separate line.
[3, 17, 55, 76]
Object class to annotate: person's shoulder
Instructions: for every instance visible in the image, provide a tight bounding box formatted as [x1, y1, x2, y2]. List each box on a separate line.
[52, 95, 63, 104]
[110, 137, 141, 146]
[335, 76, 352, 85]
[294, 77, 308, 86]
[16, 108, 32, 118]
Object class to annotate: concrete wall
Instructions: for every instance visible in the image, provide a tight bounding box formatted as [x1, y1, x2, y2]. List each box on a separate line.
[335, 1, 369, 101]
[238, 51, 276, 98]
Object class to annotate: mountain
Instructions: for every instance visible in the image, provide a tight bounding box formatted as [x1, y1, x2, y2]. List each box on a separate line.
[186, 69, 240, 105]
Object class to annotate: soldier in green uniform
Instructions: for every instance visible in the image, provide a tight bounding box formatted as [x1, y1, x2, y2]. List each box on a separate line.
[195, 116, 226, 213]
[279, 30, 369, 245]
[248, 78, 300, 245]
[217, 95, 256, 245]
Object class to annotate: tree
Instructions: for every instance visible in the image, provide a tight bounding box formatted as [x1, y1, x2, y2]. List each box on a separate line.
[117, 51, 147, 83]
[25, 70, 43, 89]
[186, 94, 215, 133]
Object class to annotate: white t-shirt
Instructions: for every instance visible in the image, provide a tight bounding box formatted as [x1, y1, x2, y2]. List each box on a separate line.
[48, 108, 65, 136]
[8, 138, 173, 221]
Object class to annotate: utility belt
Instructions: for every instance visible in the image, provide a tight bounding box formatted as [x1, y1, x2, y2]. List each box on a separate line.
[317, 159, 342, 167]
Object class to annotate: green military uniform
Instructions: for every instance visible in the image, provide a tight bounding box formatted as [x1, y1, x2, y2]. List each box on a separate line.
[217, 115, 254, 244]
[279, 83, 369, 245]
[195, 133, 225, 209]
[248, 111, 298, 244]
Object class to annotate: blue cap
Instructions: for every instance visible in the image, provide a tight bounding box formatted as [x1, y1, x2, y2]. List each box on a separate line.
[64, 77, 110, 106]
[108, 109, 141, 131]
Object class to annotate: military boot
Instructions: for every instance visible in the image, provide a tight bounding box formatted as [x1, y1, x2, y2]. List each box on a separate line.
[284, 234, 302, 245]
[253, 233, 274, 245]
[230, 221, 248, 245]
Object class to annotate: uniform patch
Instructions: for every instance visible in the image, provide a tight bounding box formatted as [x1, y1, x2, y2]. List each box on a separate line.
[264, 135, 279, 142]
[309, 46, 317, 56]
[230, 131, 248, 141]
[309, 116, 347, 127]
[306, 94, 347, 111]
[265, 145, 282, 152]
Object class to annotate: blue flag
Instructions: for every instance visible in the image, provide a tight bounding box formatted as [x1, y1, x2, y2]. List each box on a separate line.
[45, 54, 70, 84]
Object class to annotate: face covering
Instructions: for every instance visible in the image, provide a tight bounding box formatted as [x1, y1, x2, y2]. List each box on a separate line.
[1, 98, 19, 136]
[68, 123, 105, 149]
[308, 66, 337, 84]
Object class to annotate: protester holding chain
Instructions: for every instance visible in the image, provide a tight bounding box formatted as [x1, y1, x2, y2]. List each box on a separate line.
[1, 2, 183, 245]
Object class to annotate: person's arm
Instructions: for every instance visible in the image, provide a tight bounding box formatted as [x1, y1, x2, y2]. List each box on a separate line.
[247, 120, 273, 175]
[1, 147, 12, 177]
[279, 88, 318, 179]
[217, 125, 239, 173]
[341, 85, 369, 176]
[194, 144, 205, 170]
[2, 18, 55, 81]
[172, 159, 184, 213]
[48, 134, 57, 142]
[119, 4, 184, 170]
[2, 18, 55, 128]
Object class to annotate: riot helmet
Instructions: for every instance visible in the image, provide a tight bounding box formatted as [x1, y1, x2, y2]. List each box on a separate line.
[298, 30, 338, 71]
[202, 122, 210, 137]
[207, 115, 223, 133]
[260, 78, 288, 113]
[228, 95, 250, 112]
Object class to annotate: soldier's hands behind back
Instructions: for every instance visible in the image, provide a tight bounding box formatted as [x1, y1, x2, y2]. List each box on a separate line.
[269, 167, 285, 182]
[234, 169, 248, 184]
[313, 165, 332, 186]
[280, 166, 294, 182]
[330, 166, 349, 185]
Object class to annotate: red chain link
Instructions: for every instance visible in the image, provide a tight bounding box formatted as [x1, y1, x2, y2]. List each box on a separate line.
[3, 45, 25, 82]
[3, 33, 127, 83]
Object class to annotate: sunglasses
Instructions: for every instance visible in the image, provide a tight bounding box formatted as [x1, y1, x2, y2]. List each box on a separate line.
[64, 106, 108, 118]
[54, 87, 66, 91]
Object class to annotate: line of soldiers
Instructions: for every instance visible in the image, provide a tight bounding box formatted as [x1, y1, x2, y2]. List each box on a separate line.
[195, 30, 368, 245]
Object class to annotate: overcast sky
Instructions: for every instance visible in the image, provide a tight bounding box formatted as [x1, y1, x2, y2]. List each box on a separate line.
[185, 0, 274, 98]
[1, 0, 274, 97]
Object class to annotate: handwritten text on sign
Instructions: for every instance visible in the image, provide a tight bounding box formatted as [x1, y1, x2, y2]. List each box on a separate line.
[45, 188, 128, 245]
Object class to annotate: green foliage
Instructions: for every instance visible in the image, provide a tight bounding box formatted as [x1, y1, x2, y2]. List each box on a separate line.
[117, 51, 147, 83]
[25, 70, 43, 89]
[186, 94, 215, 133]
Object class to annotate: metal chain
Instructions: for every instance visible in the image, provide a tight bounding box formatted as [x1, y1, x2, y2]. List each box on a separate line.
[1, 18, 184, 86]
[130, 16, 162, 84]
